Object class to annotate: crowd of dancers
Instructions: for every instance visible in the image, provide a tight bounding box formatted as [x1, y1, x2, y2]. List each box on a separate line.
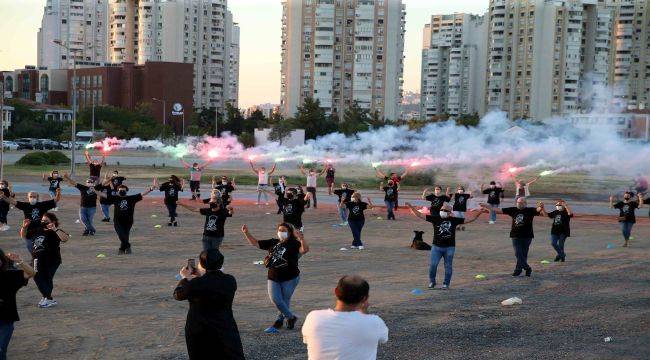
[0, 156, 648, 360]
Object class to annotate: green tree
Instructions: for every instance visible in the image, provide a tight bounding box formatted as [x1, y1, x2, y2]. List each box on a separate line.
[339, 101, 370, 135]
[269, 119, 295, 145]
[292, 97, 337, 139]
[455, 113, 480, 127]
[189, 107, 216, 135]
[221, 103, 245, 135]
[238, 132, 255, 148]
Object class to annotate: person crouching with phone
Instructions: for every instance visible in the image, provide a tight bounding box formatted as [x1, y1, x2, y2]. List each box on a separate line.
[173, 249, 245, 360]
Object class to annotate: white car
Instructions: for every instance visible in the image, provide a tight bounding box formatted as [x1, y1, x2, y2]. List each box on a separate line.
[2, 141, 19, 150]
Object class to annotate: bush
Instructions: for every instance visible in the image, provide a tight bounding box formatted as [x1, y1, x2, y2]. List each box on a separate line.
[45, 151, 71, 165]
[15, 151, 71, 166]
[401, 171, 437, 187]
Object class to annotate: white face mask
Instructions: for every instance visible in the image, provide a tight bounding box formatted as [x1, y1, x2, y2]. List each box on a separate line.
[439, 211, 449, 219]
[52, 174, 59, 178]
[277, 231, 289, 240]
[556, 205, 564, 211]
[0, 184, 5, 189]
[29, 198, 38, 205]
[222, 181, 227, 185]
[457, 189, 464, 194]
[517, 203, 526, 209]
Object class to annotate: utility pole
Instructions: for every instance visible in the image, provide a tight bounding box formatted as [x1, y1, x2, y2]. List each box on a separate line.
[0, 73, 5, 180]
[53, 39, 80, 175]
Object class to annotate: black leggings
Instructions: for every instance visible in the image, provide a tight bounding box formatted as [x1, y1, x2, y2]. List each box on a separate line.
[306, 187, 317, 208]
[0, 204, 8, 224]
[190, 181, 201, 198]
[114, 221, 133, 251]
[165, 202, 178, 221]
[34, 259, 61, 299]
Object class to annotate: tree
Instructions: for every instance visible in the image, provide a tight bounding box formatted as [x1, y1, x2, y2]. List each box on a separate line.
[221, 103, 245, 135]
[189, 107, 216, 135]
[340, 101, 370, 135]
[269, 119, 295, 145]
[455, 113, 480, 127]
[292, 97, 337, 139]
[238, 132, 255, 148]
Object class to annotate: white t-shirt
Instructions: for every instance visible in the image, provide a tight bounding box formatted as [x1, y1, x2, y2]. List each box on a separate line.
[302, 309, 389, 360]
[306, 174, 317, 187]
[258, 171, 268, 185]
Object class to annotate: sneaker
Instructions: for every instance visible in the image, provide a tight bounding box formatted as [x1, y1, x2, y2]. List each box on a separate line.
[340, 221, 348, 226]
[82, 230, 89, 236]
[89, 231, 95, 236]
[39, 299, 57, 308]
[173, 221, 178, 227]
[272, 319, 283, 330]
[441, 284, 449, 290]
[38, 297, 46, 307]
[350, 245, 358, 249]
[512, 269, 522, 276]
[560, 256, 566, 262]
[357, 246, 364, 250]
[124, 248, 132, 254]
[168, 222, 173, 227]
[53, 207, 59, 212]
[525, 268, 532, 277]
[489, 221, 495, 224]
[0, 225, 9, 231]
[428, 282, 435, 289]
[264, 326, 280, 334]
[554, 255, 561, 262]
[118, 249, 125, 255]
[286, 316, 298, 330]
[101, 218, 110, 222]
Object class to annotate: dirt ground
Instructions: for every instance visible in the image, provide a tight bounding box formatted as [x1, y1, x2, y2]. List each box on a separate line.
[1, 191, 648, 359]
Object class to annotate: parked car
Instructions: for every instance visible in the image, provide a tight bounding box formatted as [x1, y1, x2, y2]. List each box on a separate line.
[2, 141, 19, 150]
[15, 138, 37, 150]
[61, 141, 84, 150]
[38, 139, 63, 150]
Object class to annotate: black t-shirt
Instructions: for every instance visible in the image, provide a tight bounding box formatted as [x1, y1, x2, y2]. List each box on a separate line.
[614, 201, 639, 223]
[274, 183, 287, 198]
[0, 269, 29, 322]
[426, 215, 465, 247]
[333, 188, 354, 203]
[425, 194, 451, 212]
[0, 188, 11, 210]
[547, 210, 573, 236]
[326, 168, 335, 178]
[483, 187, 504, 205]
[258, 238, 301, 282]
[15, 200, 57, 235]
[112, 194, 143, 223]
[110, 176, 126, 187]
[160, 182, 182, 203]
[95, 184, 115, 205]
[502, 207, 539, 238]
[346, 201, 368, 221]
[452, 193, 471, 212]
[31, 227, 62, 263]
[75, 184, 98, 208]
[89, 163, 102, 177]
[214, 183, 235, 203]
[383, 186, 398, 202]
[47, 177, 62, 191]
[199, 207, 232, 238]
[282, 197, 306, 228]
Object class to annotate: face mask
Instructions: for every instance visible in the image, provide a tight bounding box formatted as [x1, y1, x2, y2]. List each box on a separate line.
[439, 211, 449, 219]
[113, 173, 118, 177]
[42, 220, 50, 227]
[86, 182, 94, 186]
[29, 198, 38, 205]
[624, 196, 631, 200]
[210, 202, 220, 209]
[434, 190, 441, 196]
[286, 193, 294, 199]
[118, 190, 127, 196]
[517, 203, 526, 209]
[556, 206, 564, 211]
[52, 174, 59, 178]
[277, 231, 289, 240]
[222, 180, 227, 185]
[342, 186, 347, 189]
[490, 185, 495, 189]
[353, 197, 360, 202]
[0, 184, 5, 189]
[457, 190, 464, 194]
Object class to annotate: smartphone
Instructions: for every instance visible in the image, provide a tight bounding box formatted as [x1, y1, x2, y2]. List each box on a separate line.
[187, 258, 196, 274]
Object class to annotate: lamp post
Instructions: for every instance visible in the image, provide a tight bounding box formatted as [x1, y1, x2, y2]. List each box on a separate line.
[53, 39, 80, 175]
[0, 73, 5, 180]
[152, 97, 166, 140]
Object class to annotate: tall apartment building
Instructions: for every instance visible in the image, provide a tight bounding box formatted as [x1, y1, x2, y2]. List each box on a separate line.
[281, 0, 406, 121]
[420, 13, 488, 119]
[608, 0, 649, 110]
[37, 0, 109, 70]
[37, 0, 240, 113]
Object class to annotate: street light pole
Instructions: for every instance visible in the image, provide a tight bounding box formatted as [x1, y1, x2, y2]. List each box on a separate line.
[53, 39, 78, 175]
[0, 73, 5, 180]
[152, 98, 166, 140]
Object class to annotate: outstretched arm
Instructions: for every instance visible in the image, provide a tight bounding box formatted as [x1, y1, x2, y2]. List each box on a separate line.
[178, 201, 201, 213]
[445, 186, 451, 197]
[527, 176, 539, 186]
[101, 153, 106, 165]
[295, 228, 309, 254]
[180, 159, 190, 169]
[241, 224, 260, 247]
[421, 187, 431, 199]
[375, 168, 386, 179]
[84, 150, 91, 164]
[379, 182, 384, 191]
[249, 161, 258, 173]
[400, 168, 408, 179]
[140, 184, 155, 197]
[637, 193, 644, 208]
[563, 201, 573, 216]
[299, 164, 307, 176]
[479, 202, 503, 214]
[54, 188, 61, 203]
[463, 209, 484, 225]
[268, 163, 277, 175]
[609, 195, 616, 208]
[536, 202, 546, 216]
[405, 202, 426, 220]
[63, 173, 77, 187]
[319, 167, 328, 176]
[0, 193, 17, 206]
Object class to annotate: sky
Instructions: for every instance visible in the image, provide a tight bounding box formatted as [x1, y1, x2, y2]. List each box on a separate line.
[0, 0, 488, 109]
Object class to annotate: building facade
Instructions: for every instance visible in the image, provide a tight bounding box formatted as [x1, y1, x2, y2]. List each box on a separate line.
[281, 0, 406, 121]
[38, 0, 240, 115]
[420, 13, 487, 119]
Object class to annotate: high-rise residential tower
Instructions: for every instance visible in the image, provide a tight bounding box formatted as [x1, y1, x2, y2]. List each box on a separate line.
[280, 0, 406, 121]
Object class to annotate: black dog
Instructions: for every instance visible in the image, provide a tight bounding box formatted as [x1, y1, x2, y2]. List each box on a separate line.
[411, 230, 431, 250]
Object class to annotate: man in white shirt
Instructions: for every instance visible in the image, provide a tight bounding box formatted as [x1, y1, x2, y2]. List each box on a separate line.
[302, 275, 389, 360]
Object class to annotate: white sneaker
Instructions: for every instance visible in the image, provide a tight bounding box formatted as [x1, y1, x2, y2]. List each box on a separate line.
[265, 202, 270, 206]
[441, 284, 449, 290]
[357, 246, 364, 250]
[428, 283, 435, 289]
[340, 222, 348, 226]
[489, 221, 495, 224]
[0, 225, 9, 231]
[38, 297, 46, 306]
[39, 299, 57, 308]
[350, 245, 358, 249]
[53, 207, 59, 212]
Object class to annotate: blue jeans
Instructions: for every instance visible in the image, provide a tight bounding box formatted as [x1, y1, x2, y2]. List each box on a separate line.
[430, 246, 455, 286]
[384, 200, 396, 220]
[551, 233, 567, 258]
[25, 237, 34, 254]
[620, 222, 634, 240]
[512, 238, 533, 271]
[202, 235, 224, 251]
[348, 219, 365, 246]
[267, 276, 300, 321]
[488, 204, 499, 222]
[0, 321, 14, 360]
[100, 203, 111, 219]
[338, 207, 348, 222]
[79, 206, 96, 232]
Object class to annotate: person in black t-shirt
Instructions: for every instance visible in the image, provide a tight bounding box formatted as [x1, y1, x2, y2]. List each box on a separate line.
[481, 197, 544, 277]
[340, 192, 376, 250]
[375, 167, 408, 209]
[42, 170, 63, 201]
[405, 202, 484, 289]
[272, 176, 288, 214]
[84, 150, 105, 182]
[63, 173, 98, 235]
[241, 223, 309, 333]
[2, 190, 60, 252]
[99, 184, 154, 254]
[481, 181, 505, 224]
[422, 185, 451, 214]
[95, 179, 116, 222]
[108, 170, 126, 188]
[19, 213, 69, 308]
[324, 163, 336, 195]
[543, 200, 574, 262]
[610, 192, 644, 247]
[159, 175, 185, 227]
[0, 249, 35, 360]
[0, 180, 15, 231]
[380, 180, 399, 220]
[173, 249, 245, 360]
[451, 185, 472, 230]
[333, 183, 355, 225]
[281, 188, 312, 231]
[212, 176, 236, 206]
[180, 194, 234, 251]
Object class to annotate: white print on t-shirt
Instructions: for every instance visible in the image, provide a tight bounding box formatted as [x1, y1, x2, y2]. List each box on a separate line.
[31, 208, 40, 220]
[352, 206, 361, 215]
[168, 188, 175, 196]
[206, 215, 218, 231]
[86, 188, 95, 195]
[386, 188, 394, 196]
[458, 196, 465, 204]
[554, 215, 562, 225]
[622, 205, 629, 214]
[514, 214, 525, 226]
[268, 245, 288, 268]
[284, 203, 294, 215]
[119, 200, 128, 210]
[431, 198, 442, 207]
[438, 221, 452, 238]
[33, 235, 45, 252]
